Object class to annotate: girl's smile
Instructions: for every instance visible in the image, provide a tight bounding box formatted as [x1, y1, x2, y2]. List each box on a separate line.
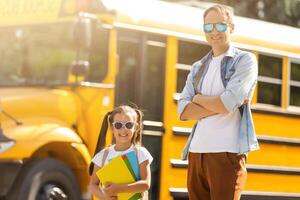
[112, 112, 137, 150]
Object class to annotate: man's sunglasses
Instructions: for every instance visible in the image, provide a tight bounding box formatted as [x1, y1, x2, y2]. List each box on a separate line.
[203, 23, 228, 33]
[112, 121, 136, 130]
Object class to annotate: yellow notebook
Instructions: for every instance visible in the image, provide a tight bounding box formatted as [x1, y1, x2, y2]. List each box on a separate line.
[96, 155, 136, 200]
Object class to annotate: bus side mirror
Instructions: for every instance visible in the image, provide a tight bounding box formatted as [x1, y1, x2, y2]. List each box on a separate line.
[70, 12, 97, 83]
[73, 17, 92, 49]
[69, 60, 90, 83]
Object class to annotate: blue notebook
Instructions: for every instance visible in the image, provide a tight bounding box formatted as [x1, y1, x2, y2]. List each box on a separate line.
[125, 151, 140, 180]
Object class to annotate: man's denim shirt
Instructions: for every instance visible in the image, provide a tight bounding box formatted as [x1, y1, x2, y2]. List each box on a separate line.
[178, 46, 259, 160]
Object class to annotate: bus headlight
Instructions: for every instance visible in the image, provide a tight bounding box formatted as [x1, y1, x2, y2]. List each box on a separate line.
[0, 141, 15, 153]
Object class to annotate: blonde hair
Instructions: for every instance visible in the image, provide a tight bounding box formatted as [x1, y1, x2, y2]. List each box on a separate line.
[203, 4, 234, 23]
[108, 105, 143, 146]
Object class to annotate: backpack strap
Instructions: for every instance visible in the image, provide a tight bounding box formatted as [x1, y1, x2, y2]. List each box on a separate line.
[133, 146, 148, 200]
[133, 146, 139, 159]
[101, 148, 109, 167]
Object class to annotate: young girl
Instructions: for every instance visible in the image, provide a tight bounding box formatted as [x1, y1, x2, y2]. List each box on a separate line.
[89, 105, 153, 200]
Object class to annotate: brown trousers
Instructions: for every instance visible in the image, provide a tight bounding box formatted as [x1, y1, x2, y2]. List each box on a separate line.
[187, 152, 247, 200]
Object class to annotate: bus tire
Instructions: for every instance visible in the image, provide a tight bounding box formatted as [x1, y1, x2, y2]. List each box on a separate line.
[7, 158, 81, 200]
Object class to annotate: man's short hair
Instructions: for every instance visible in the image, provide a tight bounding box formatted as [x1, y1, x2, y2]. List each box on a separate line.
[203, 4, 234, 23]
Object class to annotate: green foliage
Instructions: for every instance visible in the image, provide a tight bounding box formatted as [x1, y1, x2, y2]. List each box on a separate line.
[165, 0, 300, 28]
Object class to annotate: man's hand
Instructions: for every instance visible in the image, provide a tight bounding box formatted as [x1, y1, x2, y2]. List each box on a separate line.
[243, 99, 249, 105]
[192, 94, 202, 105]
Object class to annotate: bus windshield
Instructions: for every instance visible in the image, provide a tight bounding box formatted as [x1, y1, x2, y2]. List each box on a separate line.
[0, 22, 76, 86]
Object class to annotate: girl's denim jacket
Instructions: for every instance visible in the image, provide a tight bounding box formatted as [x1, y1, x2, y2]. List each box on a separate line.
[178, 46, 259, 160]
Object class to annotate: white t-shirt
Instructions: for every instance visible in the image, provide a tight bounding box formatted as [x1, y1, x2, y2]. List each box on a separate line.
[189, 53, 241, 153]
[92, 144, 153, 168]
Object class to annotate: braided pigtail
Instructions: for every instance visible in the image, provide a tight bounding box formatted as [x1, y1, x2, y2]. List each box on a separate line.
[89, 111, 112, 175]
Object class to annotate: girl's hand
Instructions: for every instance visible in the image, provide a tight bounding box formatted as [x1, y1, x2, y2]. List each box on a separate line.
[102, 195, 117, 200]
[103, 183, 121, 196]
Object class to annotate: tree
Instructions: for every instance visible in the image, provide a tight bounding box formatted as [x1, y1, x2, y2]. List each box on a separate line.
[165, 0, 300, 28]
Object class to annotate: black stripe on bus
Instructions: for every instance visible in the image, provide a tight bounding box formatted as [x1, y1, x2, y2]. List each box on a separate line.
[143, 121, 165, 132]
[170, 159, 300, 175]
[169, 188, 300, 200]
[252, 107, 300, 118]
[172, 127, 191, 136]
[172, 127, 300, 147]
[257, 135, 300, 146]
[246, 164, 300, 175]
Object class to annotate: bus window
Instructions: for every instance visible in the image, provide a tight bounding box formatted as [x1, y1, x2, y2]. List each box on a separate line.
[140, 37, 166, 121]
[178, 40, 210, 65]
[0, 22, 76, 86]
[176, 66, 190, 93]
[290, 61, 300, 106]
[84, 24, 109, 83]
[257, 54, 282, 106]
[116, 32, 166, 121]
[116, 33, 140, 105]
[176, 40, 210, 93]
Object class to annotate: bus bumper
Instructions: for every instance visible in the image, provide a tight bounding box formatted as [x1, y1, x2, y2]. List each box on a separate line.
[0, 160, 23, 196]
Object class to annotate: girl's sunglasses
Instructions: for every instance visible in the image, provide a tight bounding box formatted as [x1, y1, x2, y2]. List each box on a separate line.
[203, 23, 228, 33]
[112, 121, 135, 130]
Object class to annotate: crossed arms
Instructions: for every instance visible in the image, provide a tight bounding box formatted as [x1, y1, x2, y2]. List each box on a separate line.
[180, 95, 227, 120]
[178, 53, 257, 121]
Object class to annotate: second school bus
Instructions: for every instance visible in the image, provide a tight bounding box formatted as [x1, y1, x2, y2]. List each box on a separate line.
[0, 0, 300, 199]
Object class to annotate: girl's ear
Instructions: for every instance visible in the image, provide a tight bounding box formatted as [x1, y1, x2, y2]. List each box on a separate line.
[134, 122, 139, 129]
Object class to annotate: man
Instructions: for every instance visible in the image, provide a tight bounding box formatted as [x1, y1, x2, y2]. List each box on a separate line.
[178, 4, 259, 200]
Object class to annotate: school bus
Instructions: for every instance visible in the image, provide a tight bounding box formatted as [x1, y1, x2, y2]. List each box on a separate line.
[0, 0, 300, 199]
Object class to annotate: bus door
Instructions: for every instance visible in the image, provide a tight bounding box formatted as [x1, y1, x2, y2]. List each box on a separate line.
[115, 30, 166, 200]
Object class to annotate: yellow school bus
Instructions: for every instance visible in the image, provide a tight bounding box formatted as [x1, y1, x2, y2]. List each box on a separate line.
[0, 0, 300, 199]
